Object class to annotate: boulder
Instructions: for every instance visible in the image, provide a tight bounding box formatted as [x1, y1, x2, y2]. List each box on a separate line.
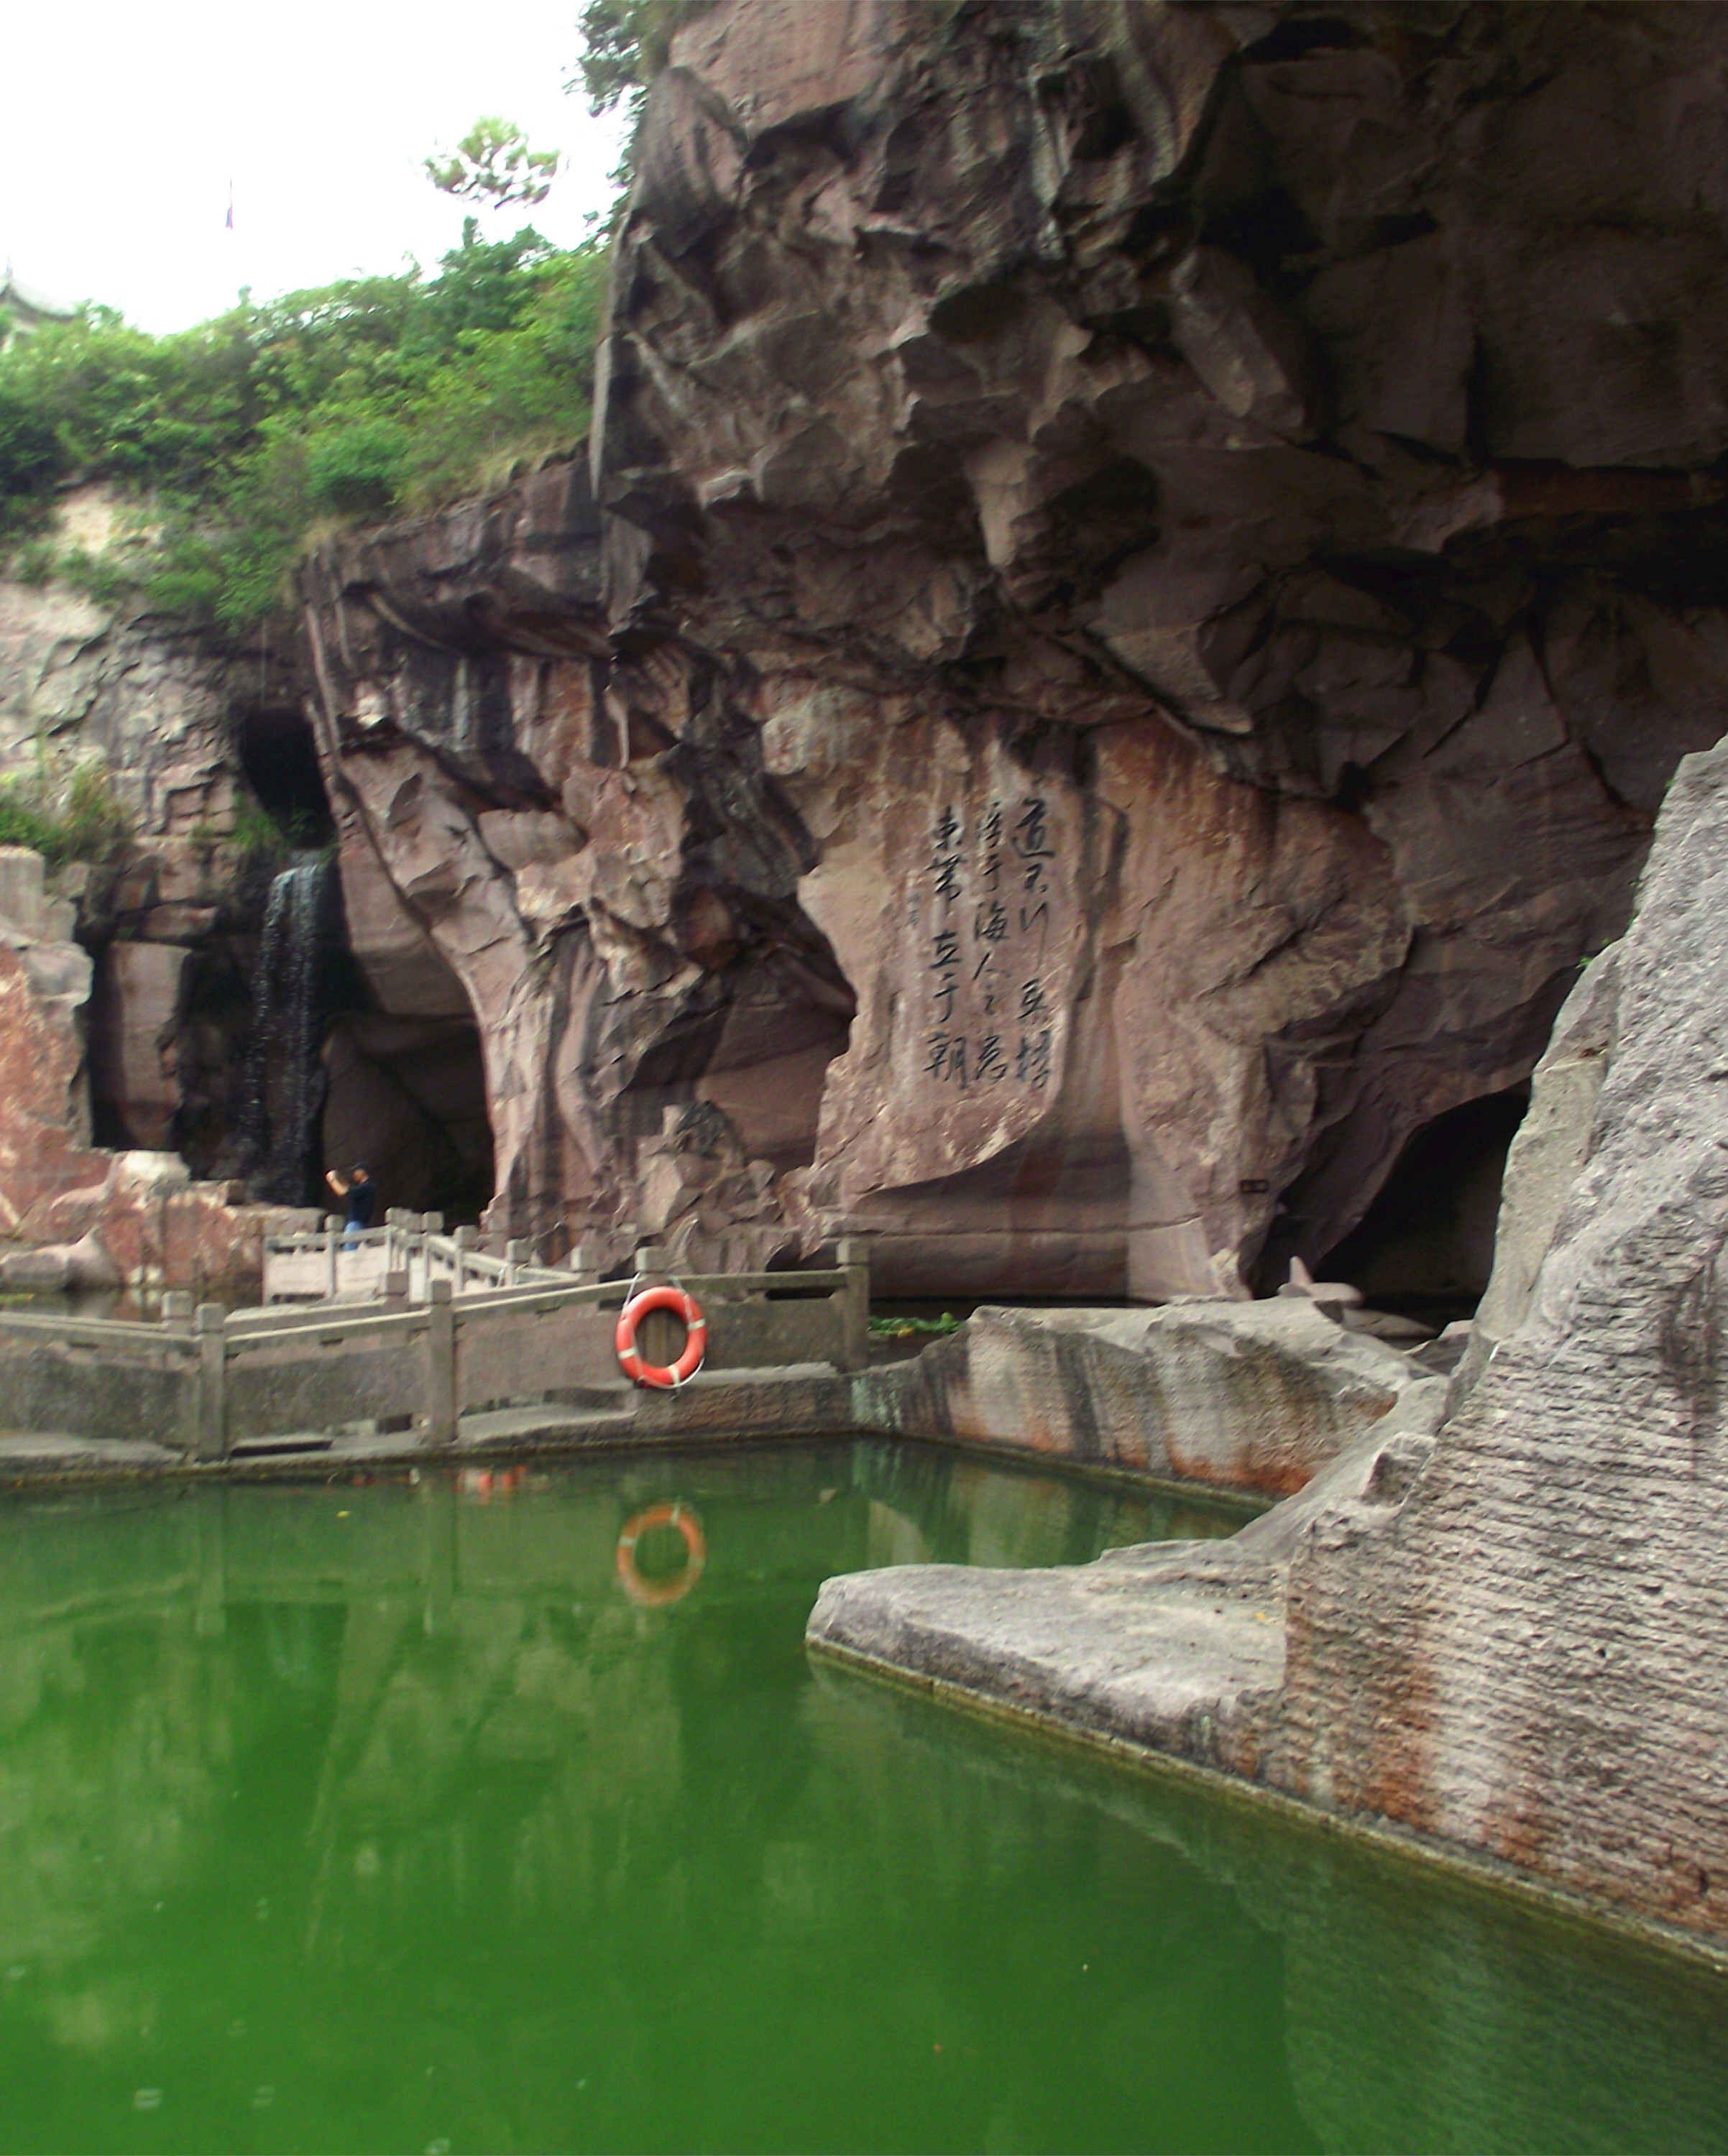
[0, 1232, 121, 1294]
[862, 1299, 1423, 1496]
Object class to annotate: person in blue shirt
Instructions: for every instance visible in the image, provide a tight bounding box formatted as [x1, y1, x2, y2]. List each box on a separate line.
[325, 1162, 376, 1243]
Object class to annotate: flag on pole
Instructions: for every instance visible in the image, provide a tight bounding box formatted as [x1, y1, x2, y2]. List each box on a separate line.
[226, 180, 234, 231]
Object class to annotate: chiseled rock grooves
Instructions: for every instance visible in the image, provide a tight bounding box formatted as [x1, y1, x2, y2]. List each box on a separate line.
[813, 734, 1728, 1947]
[305, 0, 1728, 1291]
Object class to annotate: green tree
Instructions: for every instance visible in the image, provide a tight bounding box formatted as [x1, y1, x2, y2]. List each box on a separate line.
[0, 389, 65, 514]
[569, 0, 716, 184]
[0, 224, 611, 632]
[425, 117, 560, 211]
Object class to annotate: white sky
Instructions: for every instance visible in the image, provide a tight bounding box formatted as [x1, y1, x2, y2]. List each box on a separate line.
[4, 0, 630, 333]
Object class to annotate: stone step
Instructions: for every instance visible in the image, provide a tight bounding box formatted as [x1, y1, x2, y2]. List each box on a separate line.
[457, 1403, 639, 1450]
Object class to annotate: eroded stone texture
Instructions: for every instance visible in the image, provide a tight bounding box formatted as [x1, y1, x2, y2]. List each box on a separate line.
[816, 731, 1728, 1945]
[0, 846, 104, 1227]
[300, 460, 850, 1263]
[1272, 733, 1728, 1938]
[303, 0, 1728, 1286]
[812, 1369, 1448, 1779]
[0, 537, 306, 1178]
[860, 1299, 1419, 1496]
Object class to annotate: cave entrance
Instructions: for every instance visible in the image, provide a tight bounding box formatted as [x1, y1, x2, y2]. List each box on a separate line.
[1319, 1084, 1530, 1325]
[321, 1010, 495, 1225]
[236, 707, 336, 849]
[316, 866, 495, 1225]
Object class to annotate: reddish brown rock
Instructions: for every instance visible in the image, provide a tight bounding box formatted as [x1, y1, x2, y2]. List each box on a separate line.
[0, 848, 106, 1227]
[86, 941, 193, 1151]
[294, 3, 1728, 1291]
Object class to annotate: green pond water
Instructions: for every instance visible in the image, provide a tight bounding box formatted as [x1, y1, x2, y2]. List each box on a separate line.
[0, 1441, 1722, 2155]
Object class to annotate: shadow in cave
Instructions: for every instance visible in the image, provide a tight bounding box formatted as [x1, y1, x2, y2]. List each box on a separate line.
[617, 912, 857, 1184]
[236, 706, 337, 848]
[198, 706, 496, 1223]
[316, 881, 496, 1227]
[1318, 1085, 1530, 1328]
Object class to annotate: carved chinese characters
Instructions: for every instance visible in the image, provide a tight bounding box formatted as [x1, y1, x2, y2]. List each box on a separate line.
[795, 724, 1090, 1207]
[923, 795, 1059, 1096]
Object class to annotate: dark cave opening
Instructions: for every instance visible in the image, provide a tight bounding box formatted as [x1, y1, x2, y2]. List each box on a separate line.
[321, 1010, 495, 1227]
[315, 877, 497, 1225]
[236, 707, 337, 847]
[1320, 1085, 1531, 1323]
[201, 826, 496, 1223]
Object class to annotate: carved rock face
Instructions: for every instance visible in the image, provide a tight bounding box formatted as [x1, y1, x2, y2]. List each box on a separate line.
[305, 1, 1728, 1291]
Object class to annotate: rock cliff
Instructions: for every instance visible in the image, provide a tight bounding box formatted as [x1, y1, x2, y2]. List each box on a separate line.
[0, 543, 299, 1173]
[303, 0, 1728, 1293]
[813, 724, 1728, 1946]
[7, 2, 1728, 1299]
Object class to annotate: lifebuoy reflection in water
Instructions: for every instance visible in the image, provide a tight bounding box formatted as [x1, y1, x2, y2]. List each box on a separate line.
[616, 1501, 707, 1608]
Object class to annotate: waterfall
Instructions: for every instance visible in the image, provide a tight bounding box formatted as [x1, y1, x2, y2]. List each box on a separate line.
[241, 854, 334, 1203]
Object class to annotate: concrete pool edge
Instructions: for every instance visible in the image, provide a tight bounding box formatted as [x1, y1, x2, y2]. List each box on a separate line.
[805, 1631, 1728, 1986]
[0, 1433, 1274, 1511]
[0, 1368, 1276, 1514]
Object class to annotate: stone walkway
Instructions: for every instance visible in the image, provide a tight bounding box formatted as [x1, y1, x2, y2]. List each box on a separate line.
[0, 1363, 857, 1484]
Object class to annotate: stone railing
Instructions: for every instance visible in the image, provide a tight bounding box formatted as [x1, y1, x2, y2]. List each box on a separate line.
[262, 1212, 573, 1304]
[0, 1243, 870, 1460]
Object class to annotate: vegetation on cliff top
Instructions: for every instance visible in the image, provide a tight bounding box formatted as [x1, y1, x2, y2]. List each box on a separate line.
[0, 0, 698, 634]
[0, 222, 607, 631]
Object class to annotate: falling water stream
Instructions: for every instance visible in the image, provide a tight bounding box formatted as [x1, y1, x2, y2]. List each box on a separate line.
[241, 854, 333, 1204]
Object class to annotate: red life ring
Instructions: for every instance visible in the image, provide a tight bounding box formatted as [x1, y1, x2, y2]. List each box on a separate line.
[615, 1284, 707, 1388]
[616, 1502, 707, 1607]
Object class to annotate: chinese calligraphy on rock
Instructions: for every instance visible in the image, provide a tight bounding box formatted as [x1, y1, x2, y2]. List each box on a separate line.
[922, 795, 1057, 1092]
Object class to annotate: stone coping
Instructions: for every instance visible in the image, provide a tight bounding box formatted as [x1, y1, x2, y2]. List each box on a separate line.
[806, 1632, 1728, 1985]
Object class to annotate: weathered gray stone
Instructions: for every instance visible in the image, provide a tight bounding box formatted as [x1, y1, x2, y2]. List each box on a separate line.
[810, 1375, 1449, 1777]
[1451, 949, 1619, 1405]
[813, 728, 1728, 1946]
[859, 1298, 1423, 1496]
[1272, 729, 1728, 1939]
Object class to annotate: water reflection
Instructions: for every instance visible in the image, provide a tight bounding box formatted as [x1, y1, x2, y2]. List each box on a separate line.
[0, 1449, 1714, 2155]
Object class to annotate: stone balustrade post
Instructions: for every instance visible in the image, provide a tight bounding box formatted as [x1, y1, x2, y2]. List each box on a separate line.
[426, 1280, 456, 1447]
[194, 1304, 227, 1460]
[837, 1238, 870, 1373]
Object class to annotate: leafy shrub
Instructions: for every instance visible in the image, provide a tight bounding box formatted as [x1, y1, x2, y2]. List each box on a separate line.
[0, 226, 610, 630]
[868, 1312, 965, 1340]
[9, 536, 56, 586]
[54, 546, 136, 608]
[226, 798, 326, 862]
[0, 788, 60, 856]
[0, 760, 132, 865]
[306, 418, 412, 517]
[0, 390, 65, 501]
